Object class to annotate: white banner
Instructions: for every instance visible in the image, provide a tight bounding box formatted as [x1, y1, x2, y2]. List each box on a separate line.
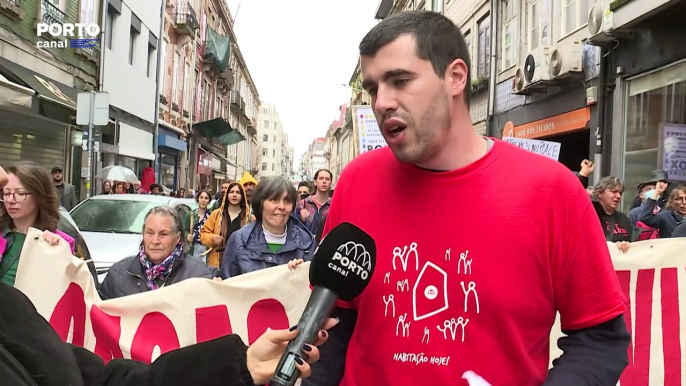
[14, 228, 311, 364]
[353, 105, 387, 155]
[549, 238, 686, 386]
[14, 228, 686, 385]
[502, 136, 561, 160]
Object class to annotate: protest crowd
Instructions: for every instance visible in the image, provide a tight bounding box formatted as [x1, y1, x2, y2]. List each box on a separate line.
[1, 10, 686, 386]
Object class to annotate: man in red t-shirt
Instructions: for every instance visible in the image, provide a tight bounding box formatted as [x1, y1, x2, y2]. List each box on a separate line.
[303, 11, 629, 386]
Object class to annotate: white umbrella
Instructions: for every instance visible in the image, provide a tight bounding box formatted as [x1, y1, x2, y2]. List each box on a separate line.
[96, 165, 138, 183]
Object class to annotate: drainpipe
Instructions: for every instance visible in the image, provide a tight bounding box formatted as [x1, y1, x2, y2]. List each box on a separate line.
[187, 26, 197, 191]
[152, 0, 165, 183]
[98, 0, 107, 91]
[597, 46, 612, 178]
[486, 0, 499, 136]
[433, 0, 444, 13]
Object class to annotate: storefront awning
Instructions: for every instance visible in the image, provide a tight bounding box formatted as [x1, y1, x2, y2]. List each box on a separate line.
[0, 73, 34, 107]
[0, 57, 78, 110]
[159, 134, 187, 152]
[194, 117, 245, 145]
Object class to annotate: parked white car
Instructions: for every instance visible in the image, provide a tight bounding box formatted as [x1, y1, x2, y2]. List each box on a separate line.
[69, 195, 193, 283]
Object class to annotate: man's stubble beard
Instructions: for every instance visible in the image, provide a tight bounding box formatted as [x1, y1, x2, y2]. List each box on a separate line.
[392, 90, 451, 166]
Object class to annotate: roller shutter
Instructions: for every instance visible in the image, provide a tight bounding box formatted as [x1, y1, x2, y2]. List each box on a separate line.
[0, 106, 67, 169]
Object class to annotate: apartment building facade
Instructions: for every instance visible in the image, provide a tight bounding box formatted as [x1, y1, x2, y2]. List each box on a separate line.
[159, 0, 259, 191]
[324, 104, 347, 184]
[0, 0, 100, 199]
[257, 101, 293, 180]
[100, 0, 163, 193]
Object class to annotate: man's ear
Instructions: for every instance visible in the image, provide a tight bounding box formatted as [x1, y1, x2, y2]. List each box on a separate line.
[445, 58, 469, 98]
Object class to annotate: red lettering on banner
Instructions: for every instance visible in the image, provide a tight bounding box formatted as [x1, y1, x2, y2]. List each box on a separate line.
[662, 268, 681, 385]
[49, 282, 86, 346]
[90, 305, 124, 363]
[247, 299, 289, 345]
[196, 305, 234, 343]
[617, 269, 654, 386]
[130, 312, 180, 363]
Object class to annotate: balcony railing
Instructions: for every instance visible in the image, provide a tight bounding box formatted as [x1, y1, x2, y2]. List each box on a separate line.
[173, 0, 199, 35]
[41, 0, 66, 25]
[8, 0, 19, 5]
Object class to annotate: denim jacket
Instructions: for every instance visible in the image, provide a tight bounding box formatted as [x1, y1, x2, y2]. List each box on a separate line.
[219, 217, 314, 279]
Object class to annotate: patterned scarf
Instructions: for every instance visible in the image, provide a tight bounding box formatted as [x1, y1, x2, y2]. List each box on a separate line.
[138, 243, 183, 290]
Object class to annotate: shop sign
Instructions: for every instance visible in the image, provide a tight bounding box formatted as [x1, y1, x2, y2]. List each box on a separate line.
[505, 108, 591, 139]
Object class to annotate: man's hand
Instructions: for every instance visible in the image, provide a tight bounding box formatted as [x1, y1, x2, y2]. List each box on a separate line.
[212, 235, 223, 245]
[655, 181, 668, 197]
[580, 159, 594, 177]
[615, 241, 630, 254]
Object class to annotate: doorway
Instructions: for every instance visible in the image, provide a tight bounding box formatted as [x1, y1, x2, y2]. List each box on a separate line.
[542, 129, 590, 172]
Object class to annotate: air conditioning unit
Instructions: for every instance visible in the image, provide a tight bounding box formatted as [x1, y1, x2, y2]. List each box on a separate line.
[512, 45, 552, 94]
[587, 0, 615, 45]
[550, 42, 583, 80]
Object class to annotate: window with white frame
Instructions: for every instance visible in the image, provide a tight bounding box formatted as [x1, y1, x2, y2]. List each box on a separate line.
[563, 0, 588, 35]
[477, 16, 491, 78]
[464, 29, 471, 61]
[172, 52, 180, 105]
[159, 39, 168, 95]
[183, 63, 190, 111]
[79, 0, 98, 37]
[528, 0, 547, 51]
[502, 0, 517, 70]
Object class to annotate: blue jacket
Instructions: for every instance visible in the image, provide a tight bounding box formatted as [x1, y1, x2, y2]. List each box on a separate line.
[219, 217, 315, 279]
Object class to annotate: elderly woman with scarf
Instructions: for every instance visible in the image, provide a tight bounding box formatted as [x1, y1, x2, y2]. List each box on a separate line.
[200, 182, 254, 268]
[100, 206, 217, 300]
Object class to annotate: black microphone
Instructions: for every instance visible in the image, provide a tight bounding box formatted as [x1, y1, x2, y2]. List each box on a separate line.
[269, 222, 376, 386]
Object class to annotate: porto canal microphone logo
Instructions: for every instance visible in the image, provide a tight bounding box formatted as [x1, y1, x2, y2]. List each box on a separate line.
[329, 241, 372, 280]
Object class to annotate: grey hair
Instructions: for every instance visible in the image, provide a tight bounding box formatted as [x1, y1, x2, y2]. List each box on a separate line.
[141, 206, 187, 252]
[593, 176, 625, 197]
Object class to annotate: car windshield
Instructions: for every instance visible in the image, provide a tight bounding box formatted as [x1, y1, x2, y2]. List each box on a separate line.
[71, 200, 165, 234]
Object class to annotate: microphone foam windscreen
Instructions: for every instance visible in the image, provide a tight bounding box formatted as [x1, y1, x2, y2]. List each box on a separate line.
[309, 222, 377, 301]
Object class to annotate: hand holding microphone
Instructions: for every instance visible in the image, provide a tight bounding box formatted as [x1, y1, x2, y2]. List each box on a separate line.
[247, 318, 339, 384]
[270, 222, 377, 386]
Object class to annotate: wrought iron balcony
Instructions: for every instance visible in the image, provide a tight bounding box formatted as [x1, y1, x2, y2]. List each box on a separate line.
[230, 90, 244, 112]
[41, 0, 66, 25]
[173, 0, 199, 36]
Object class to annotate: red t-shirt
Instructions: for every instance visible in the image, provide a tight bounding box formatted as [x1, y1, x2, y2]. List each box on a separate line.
[321, 140, 625, 386]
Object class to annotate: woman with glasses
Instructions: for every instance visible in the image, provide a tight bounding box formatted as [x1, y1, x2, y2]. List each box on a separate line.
[0, 162, 75, 287]
[100, 206, 218, 299]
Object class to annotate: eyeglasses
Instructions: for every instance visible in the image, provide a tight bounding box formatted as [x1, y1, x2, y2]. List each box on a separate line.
[1, 191, 31, 203]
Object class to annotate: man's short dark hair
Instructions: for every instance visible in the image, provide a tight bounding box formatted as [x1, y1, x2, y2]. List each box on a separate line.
[359, 10, 471, 106]
[298, 181, 310, 189]
[314, 169, 332, 180]
[251, 177, 298, 222]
